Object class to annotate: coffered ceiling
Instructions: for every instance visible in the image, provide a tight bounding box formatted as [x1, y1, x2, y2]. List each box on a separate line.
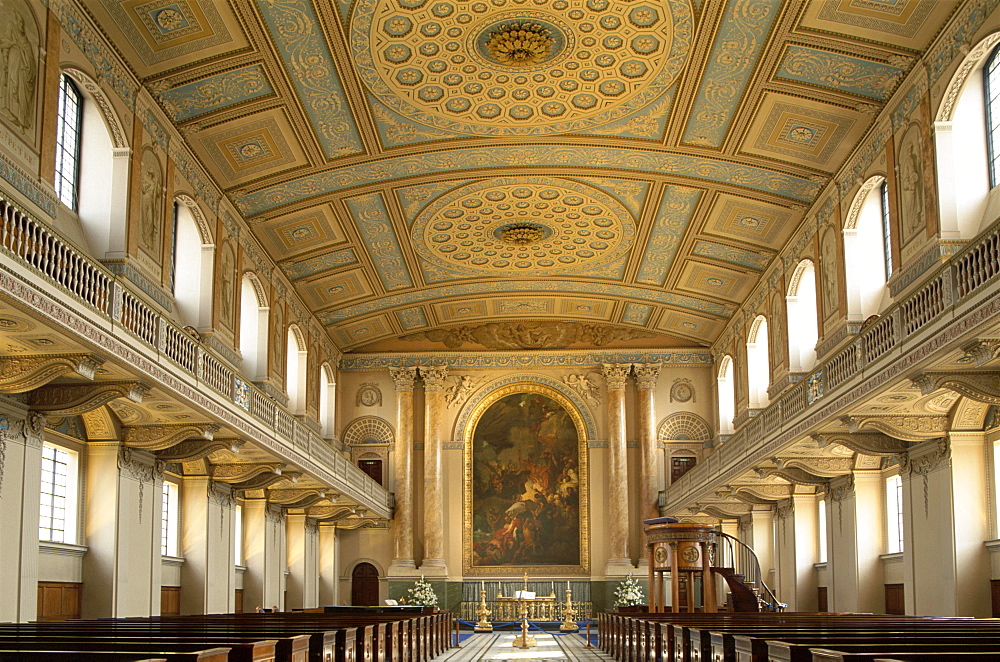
[80, 0, 961, 352]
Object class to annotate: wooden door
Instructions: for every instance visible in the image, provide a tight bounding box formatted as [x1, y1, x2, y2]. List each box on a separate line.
[671, 456, 696, 483]
[885, 583, 904, 615]
[358, 460, 383, 485]
[351, 562, 380, 606]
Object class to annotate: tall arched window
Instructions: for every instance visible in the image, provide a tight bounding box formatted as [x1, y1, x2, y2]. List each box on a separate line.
[172, 199, 213, 329]
[286, 325, 307, 414]
[239, 273, 269, 381]
[786, 259, 819, 373]
[717, 354, 736, 435]
[934, 34, 1000, 238]
[844, 176, 891, 321]
[746, 315, 770, 409]
[319, 363, 337, 438]
[54, 75, 82, 211]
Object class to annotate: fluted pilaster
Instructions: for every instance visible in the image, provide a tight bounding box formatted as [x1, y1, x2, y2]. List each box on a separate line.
[389, 367, 417, 571]
[420, 365, 448, 570]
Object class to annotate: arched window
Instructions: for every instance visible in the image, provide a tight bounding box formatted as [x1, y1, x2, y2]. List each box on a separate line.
[843, 176, 891, 321]
[286, 325, 307, 414]
[717, 354, 736, 435]
[54, 75, 82, 211]
[987, 44, 1000, 187]
[786, 259, 818, 373]
[746, 315, 770, 409]
[318, 363, 337, 438]
[239, 273, 269, 381]
[171, 199, 213, 329]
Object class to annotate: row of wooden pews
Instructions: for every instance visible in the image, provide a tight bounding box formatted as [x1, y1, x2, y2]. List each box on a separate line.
[0, 608, 451, 661]
[598, 611, 1000, 662]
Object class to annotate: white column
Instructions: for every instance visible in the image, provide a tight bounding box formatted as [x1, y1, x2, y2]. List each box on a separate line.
[286, 514, 320, 609]
[179, 478, 236, 614]
[905, 435, 989, 616]
[775, 493, 819, 611]
[82, 444, 162, 618]
[243, 499, 284, 611]
[0, 408, 44, 622]
[827, 471, 883, 613]
[318, 522, 339, 606]
[750, 505, 775, 587]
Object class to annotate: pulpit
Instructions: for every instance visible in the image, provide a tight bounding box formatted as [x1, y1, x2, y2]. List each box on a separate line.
[644, 518, 717, 613]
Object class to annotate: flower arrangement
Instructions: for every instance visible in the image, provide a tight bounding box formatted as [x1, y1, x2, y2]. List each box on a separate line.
[612, 573, 644, 607]
[405, 576, 439, 608]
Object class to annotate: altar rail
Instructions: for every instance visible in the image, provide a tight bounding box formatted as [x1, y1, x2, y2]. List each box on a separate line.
[0, 192, 391, 516]
[458, 600, 593, 623]
[663, 216, 1000, 511]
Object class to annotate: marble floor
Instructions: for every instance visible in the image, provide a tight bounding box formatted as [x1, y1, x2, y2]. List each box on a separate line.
[433, 629, 614, 662]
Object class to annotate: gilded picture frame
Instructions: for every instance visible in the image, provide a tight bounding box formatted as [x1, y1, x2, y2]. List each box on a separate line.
[463, 382, 590, 576]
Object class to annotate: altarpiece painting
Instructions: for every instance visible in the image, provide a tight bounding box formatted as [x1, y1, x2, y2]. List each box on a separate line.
[464, 383, 589, 575]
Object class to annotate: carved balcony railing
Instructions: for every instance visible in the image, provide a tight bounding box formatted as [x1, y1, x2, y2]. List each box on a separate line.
[0, 192, 391, 516]
[664, 216, 1000, 511]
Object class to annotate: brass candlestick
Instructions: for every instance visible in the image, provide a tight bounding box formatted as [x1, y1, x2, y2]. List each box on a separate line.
[511, 596, 537, 648]
[474, 588, 492, 632]
[560, 586, 578, 632]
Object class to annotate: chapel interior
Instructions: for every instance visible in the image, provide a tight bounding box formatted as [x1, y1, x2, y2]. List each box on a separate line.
[0, 0, 999, 627]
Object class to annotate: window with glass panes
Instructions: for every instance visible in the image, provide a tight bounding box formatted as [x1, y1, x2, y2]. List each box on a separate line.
[161, 481, 179, 556]
[54, 75, 82, 210]
[886, 474, 904, 553]
[39, 445, 71, 542]
[985, 44, 1000, 188]
[879, 181, 893, 280]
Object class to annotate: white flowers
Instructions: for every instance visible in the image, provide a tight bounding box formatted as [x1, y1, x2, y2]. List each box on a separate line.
[613, 573, 644, 607]
[405, 576, 439, 607]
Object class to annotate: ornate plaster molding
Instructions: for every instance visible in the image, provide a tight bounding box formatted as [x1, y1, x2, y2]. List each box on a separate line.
[228, 471, 300, 492]
[0, 354, 105, 394]
[124, 423, 220, 452]
[154, 438, 243, 462]
[811, 431, 911, 456]
[778, 457, 854, 477]
[267, 488, 330, 509]
[308, 504, 364, 521]
[212, 462, 286, 483]
[910, 371, 1000, 404]
[960, 340, 1000, 367]
[602, 363, 631, 390]
[767, 466, 832, 486]
[841, 414, 948, 441]
[389, 366, 418, 392]
[418, 365, 449, 391]
[632, 363, 662, 390]
[28, 381, 150, 416]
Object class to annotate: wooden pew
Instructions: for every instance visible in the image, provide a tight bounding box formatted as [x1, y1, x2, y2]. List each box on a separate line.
[0, 649, 228, 661]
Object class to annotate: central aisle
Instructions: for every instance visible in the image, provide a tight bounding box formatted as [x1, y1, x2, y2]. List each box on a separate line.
[433, 630, 614, 662]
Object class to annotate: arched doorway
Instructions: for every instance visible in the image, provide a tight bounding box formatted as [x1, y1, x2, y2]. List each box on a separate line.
[351, 562, 379, 606]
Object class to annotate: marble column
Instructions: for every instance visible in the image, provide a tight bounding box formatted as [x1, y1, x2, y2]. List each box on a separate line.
[633, 363, 662, 521]
[179, 478, 236, 615]
[603, 363, 632, 574]
[388, 367, 417, 573]
[420, 365, 448, 571]
[0, 407, 44, 623]
[82, 444, 162, 618]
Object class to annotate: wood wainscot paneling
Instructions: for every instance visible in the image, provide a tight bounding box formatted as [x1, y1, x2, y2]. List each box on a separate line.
[37, 582, 81, 621]
[885, 583, 905, 615]
[817, 586, 828, 612]
[235, 588, 244, 614]
[161, 586, 181, 616]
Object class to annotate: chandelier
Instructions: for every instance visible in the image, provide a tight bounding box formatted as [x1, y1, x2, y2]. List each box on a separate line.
[499, 222, 546, 246]
[486, 22, 554, 67]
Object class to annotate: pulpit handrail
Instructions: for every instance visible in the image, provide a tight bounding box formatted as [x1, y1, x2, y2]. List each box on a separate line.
[715, 531, 784, 611]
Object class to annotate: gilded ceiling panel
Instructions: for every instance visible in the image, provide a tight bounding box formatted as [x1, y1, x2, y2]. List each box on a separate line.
[395, 307, 430, 330]
[350, 0, 693, 136]
[773, 46, 905, 100]
[634, 184, 703, 286]
[191, 109, 308, 186]
[701, 192, 796, 248]
[557, 298, 613, 320]
[301, 269, 375, 310]
[284, 248, 358, 281]
[799, 0, 957, 50]
[157, 65, 275, 122]
[344, 193, 414, 291]
[656, 310, 721, 343]
[622, 303, 654, 326]
[255, 204, 348, 261]
[739, 93, 869, 171]
[675, 261, 755, 302]
[334, 314, 396, 348]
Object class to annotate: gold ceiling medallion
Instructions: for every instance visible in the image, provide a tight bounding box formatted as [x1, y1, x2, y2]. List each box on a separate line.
[498, 222, 546, 246]
[486, 23, 554, 68]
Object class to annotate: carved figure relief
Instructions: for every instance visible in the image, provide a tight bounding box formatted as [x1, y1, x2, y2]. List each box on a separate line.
[897, 123, 924, 241]
[820, 230, 838, 318]
[563, 373, 600, 403]
[356, 383, 382, 407]
[271, 303, 284, 376]
[670, 378, 695, 403]
[139, 149, 163, 254]
[218, 243, 236, 329]
[0, 1, 38, 134]
[445, 374, 479, 408]
[770, 294, 784, 363]
[403, 321, 655, 350]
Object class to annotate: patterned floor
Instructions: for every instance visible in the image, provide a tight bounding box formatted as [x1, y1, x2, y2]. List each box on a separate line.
[434, 630, 613, 662]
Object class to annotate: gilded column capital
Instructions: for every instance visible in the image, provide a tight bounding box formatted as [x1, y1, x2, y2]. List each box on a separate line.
[602, 363, 631, 390]
[389, 366, 418, 392]
[420, 365, 449, 391]
[633, 363, 662, 390]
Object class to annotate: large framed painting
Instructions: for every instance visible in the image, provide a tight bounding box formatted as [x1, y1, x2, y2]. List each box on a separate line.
[463, 383, 589, 575]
